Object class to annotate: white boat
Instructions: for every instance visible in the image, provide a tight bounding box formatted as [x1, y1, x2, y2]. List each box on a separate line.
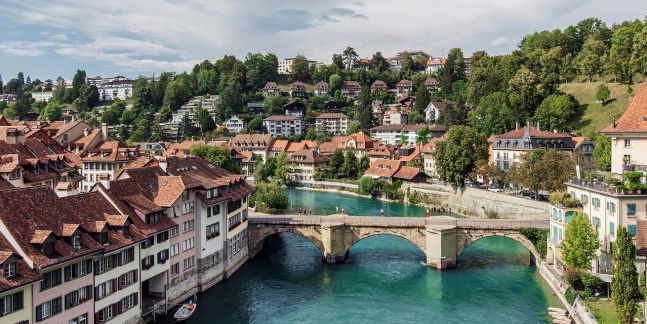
[173, 301, 197, 321]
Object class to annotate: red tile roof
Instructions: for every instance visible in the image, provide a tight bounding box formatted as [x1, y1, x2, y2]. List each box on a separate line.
[602, 80, 647, 133]
[316, 113, 349, 119]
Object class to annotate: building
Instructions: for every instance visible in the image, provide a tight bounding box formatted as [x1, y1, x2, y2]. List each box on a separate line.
[278, 58, 320, 75]
[364, 159, 427, 183]
[383, 108, 408, 125]
[287, 149, 329, 182]
[396, 80, 413, 97]
[80, 140, 141, 192]
[261, 82, 280, 97]
[370, 80, 387, 93]
[421, 138, 443, 177]
[263, 115, 303, 138]
[97, 79, 134, 101]
[600, 81, 647, 174]
[424, 78, 439, 93]
[370, 124, 424, 146]
[322, 100, 340, 113]
[31, 91, 53, 102]
[0, 233, 40, 324]
[315, 113, 350, 135]
[341, 81, 361, 100]
[247, 102, 264, 115]
[424, 100, 450, 123]
[352, 58, 371, 71]
[282, 101, 305, 117]
[229, 134, 272, 162]
[426, 56, 446, 74]
[366, 144, 398, 163]
[288, 81, 307, 98]
[319, 132, 374, 158]
[387, 57, 401, 71]
[489, 124, 588, 171]
[314, 82, 330, 97]
[224, 116, 245, 134]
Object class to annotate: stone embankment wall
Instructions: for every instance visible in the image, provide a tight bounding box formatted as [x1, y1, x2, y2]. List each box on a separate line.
[403, 182, 549, 220]
[539, 262, 598, 324]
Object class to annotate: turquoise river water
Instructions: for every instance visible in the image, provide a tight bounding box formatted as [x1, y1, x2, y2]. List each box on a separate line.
[162, 189, 560, 323]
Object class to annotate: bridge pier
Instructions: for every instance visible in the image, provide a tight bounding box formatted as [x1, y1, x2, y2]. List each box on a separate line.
[322, 222, 347, 264]
[425, 225, 457, 269]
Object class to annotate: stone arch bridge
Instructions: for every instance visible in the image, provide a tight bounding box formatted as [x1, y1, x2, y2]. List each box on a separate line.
[248, 214, 548, 269]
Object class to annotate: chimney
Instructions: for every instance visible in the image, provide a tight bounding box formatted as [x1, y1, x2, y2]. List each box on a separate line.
[613, 118, 617, 128]
[101, 123, 108, 140]
[515, 120, 520, 131]
[83, 128, 89, 137]
[158, 157, 168, 172]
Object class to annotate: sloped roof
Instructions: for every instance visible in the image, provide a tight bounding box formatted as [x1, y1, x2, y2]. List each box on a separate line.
[602, 80, 647, 133]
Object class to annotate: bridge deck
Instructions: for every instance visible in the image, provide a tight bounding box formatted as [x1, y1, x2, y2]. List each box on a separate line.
[248, 213, 549, 229]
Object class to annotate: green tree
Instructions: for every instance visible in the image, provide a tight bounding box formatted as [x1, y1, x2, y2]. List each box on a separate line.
[195, 106, 216, 133]
[346, 121, 361, 135]
[508, 148, 575, 198]
[534, 94, 576, 131]
[507, 67, 541, 122]
[79, 84, 99, 108]
[245, 115, 264, 133]
[576, 35, 607, 81]
[215, 80, 243, 119]
[69, 69, 86, 103]
[328, 150, 344, 177]
[439, 102, 466, 128]
[560, 212, 598, 269]
[102, 100, 126, 125]
[357, 155, 370, 174]
[39, 101, 64, 121]
[400, 52, 414, 73]
[274, 151, 289, 183]
[612, 227, 640, 324]
[416, 125, 430, 145]
[433, 125, 488, 187]
[413, 80, 431, 115]
[341, 151, 358, 179]
[469, 91, 516, 137]
[262, 95, 288, 116]
[245, 53, 278, 90]
[370, 51, 388, 72]
[332, 54, 344, 69]
[329, 74, 342, 91]
[189, 144, 241, 173]
[630, 25, 647, 76]
[290, 55, 311, 81]
[163, 74, 192, 111]
[354, 87, 374, 132]
[592, 134, 611, 171]
[596, 83, 611, 105]
[13, 91, 32, 120]
[252, 181, 288, 212]
[178, 114, 198, 139]
[342, 47, 359, 70]
[439, 48, 466, 95]
[609, 22, 642, 83]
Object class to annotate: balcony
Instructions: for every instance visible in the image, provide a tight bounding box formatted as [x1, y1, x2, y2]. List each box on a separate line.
[567, 179, 647, 196]
[623, 164, 647, 172]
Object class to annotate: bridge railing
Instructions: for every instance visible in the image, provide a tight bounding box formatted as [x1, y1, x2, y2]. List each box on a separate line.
[455, 219, 549, 229]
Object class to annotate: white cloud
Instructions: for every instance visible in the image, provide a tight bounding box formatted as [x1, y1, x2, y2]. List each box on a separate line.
[0, 0, 644, 76]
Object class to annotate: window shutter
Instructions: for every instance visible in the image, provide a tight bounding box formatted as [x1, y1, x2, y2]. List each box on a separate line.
[88, 259, 94, 273]
[36, 304, 43, 321]
[94, 260, 100, 274]
[115, 253, 121, 267]
[116, 301, 122, 315]
[129, 247, 134, 262]
[65, 293, 71, 310]
[133, 270, 138, 283]
[15, 291, 23, 310]
[95, 311, 101, 324]
[0, 298, 5, 316]
[134, 293, 138, 306]
[113, 278, 119, 291]
[95, 286, 100, 300]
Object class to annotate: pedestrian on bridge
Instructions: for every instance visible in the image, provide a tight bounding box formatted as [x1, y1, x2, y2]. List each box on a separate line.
[380, 208, 384, 217]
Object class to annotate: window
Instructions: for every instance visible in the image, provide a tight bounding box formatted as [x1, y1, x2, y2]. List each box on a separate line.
[119, 250, 129, 265]
[121, 293, 137, 312]
[170, 243, 180, 257]
[607, 201, 616, 213]
[64, 285, 92, 309]
[181, 191, 190, 201]
[581, 194, 589, 205]
[183, 220, 195, 232]
[182, 202, 195, 214]
[35, 297, 62, 321]
[71, 235, 82, 250]
[9, 169, 21, 180]
[627, 204, 637, 216]
[157, 250, 170, 263]
[140, 236, 155, 249]
[170, 263, 180, 275]
[624, 154, 632, 165]
[96, 280, 114, 300]
[64, 259, 92, 282]
[0, 291, 23, 316]
[142, 256, 154, 270]
[3, 262, 16, 278]
[628, 224, 637, 237]
[228, 213, 242, 230]
[183, 256, 195, 269]
[169, 226, 179, 237]
[97, 304, 114, 323]
[97, 256, 113, 274]
[592, 198, 601, 209]
[206, 223, 220, 239]
[146, 212, 161, 225]
[69, 313, 87, 324]
[119, 270, 137, 289]
[183, 238, 195, 251]
[41, 269, 62, 291]
[207, 205, 220, 218]
[624, 139, 631, 147]
[157, 231, 169, 243]
[206, 189, 218, 198]
[610, 222, 615, 236]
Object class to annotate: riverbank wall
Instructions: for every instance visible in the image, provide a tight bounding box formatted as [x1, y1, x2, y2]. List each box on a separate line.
[403, 182, 549, 220]
[539, 262, 598, 324]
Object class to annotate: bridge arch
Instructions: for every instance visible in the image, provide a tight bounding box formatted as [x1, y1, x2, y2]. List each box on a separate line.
[456, 231, 540, 264]
[249, 225, 325, 257]
[344, 228, 427, 256]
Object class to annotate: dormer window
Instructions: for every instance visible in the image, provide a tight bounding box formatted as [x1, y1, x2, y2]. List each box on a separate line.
[71, 236, 81, 250]
[3, 262, 16, 278]
[42, 242, 55, 256]
[34, 166, 40, 175]
[146, 213, 161, 225]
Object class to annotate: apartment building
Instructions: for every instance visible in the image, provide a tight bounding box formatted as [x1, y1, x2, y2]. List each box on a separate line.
[224, 116, 245, 134]
[315, 113, 350, 135]
[0, 234, 40, 324]
[81, 140, 141, 192]
[262, 82, 280, 97]
[369, 124, 424, 146]
[229, 134, 272, 162]
[314, 81, 330, 97]
[287, 149, 329, 182]
[263, 115, 303, 139]
[341, 81, 361, 100]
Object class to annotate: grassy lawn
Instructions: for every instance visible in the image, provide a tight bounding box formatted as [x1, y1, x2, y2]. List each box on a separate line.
[561, 82, 635, 136]
[586, 299, 620, 324]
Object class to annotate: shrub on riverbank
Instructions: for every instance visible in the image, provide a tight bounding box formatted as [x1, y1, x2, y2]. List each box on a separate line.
[484, 209, 499, 219]
[251, 181, 288, 213]
[519, 228, 548, 258]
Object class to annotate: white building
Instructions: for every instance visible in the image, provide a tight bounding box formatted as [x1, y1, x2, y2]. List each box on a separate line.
[278, 57, 321, 75]
[98, 79, 134, 101]
[224, 115, 245, 133]
[369, 124, 424, 146]
[315, 113, 350, 135]
[263, 115, 303, 138]
[31, 91, 53, 102]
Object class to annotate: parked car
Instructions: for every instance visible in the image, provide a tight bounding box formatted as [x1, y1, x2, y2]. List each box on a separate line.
[488, 184, 504, 192]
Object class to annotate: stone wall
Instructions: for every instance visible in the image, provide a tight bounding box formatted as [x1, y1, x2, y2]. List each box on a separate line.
[404, 182, 549, 220]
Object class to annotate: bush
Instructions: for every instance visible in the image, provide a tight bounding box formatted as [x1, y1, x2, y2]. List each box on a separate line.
[580, 273, 603, 297]
[484, 208, 499, 219]
[565, 270, 585, 291]
[520, 228, 548, 258]
[385, 180, 404, 200]
[358, 176, 379, 195]
[252, 181, 288, 213]
[565, 287, 577, 304]
[549, 192, 583, 207]
[565, 270, 603, 298]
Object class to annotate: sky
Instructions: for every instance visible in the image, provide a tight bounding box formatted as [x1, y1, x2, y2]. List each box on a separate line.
[0, 0, 644, 81]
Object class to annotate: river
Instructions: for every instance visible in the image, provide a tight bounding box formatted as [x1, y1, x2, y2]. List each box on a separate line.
[161, 189, 561, 323]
